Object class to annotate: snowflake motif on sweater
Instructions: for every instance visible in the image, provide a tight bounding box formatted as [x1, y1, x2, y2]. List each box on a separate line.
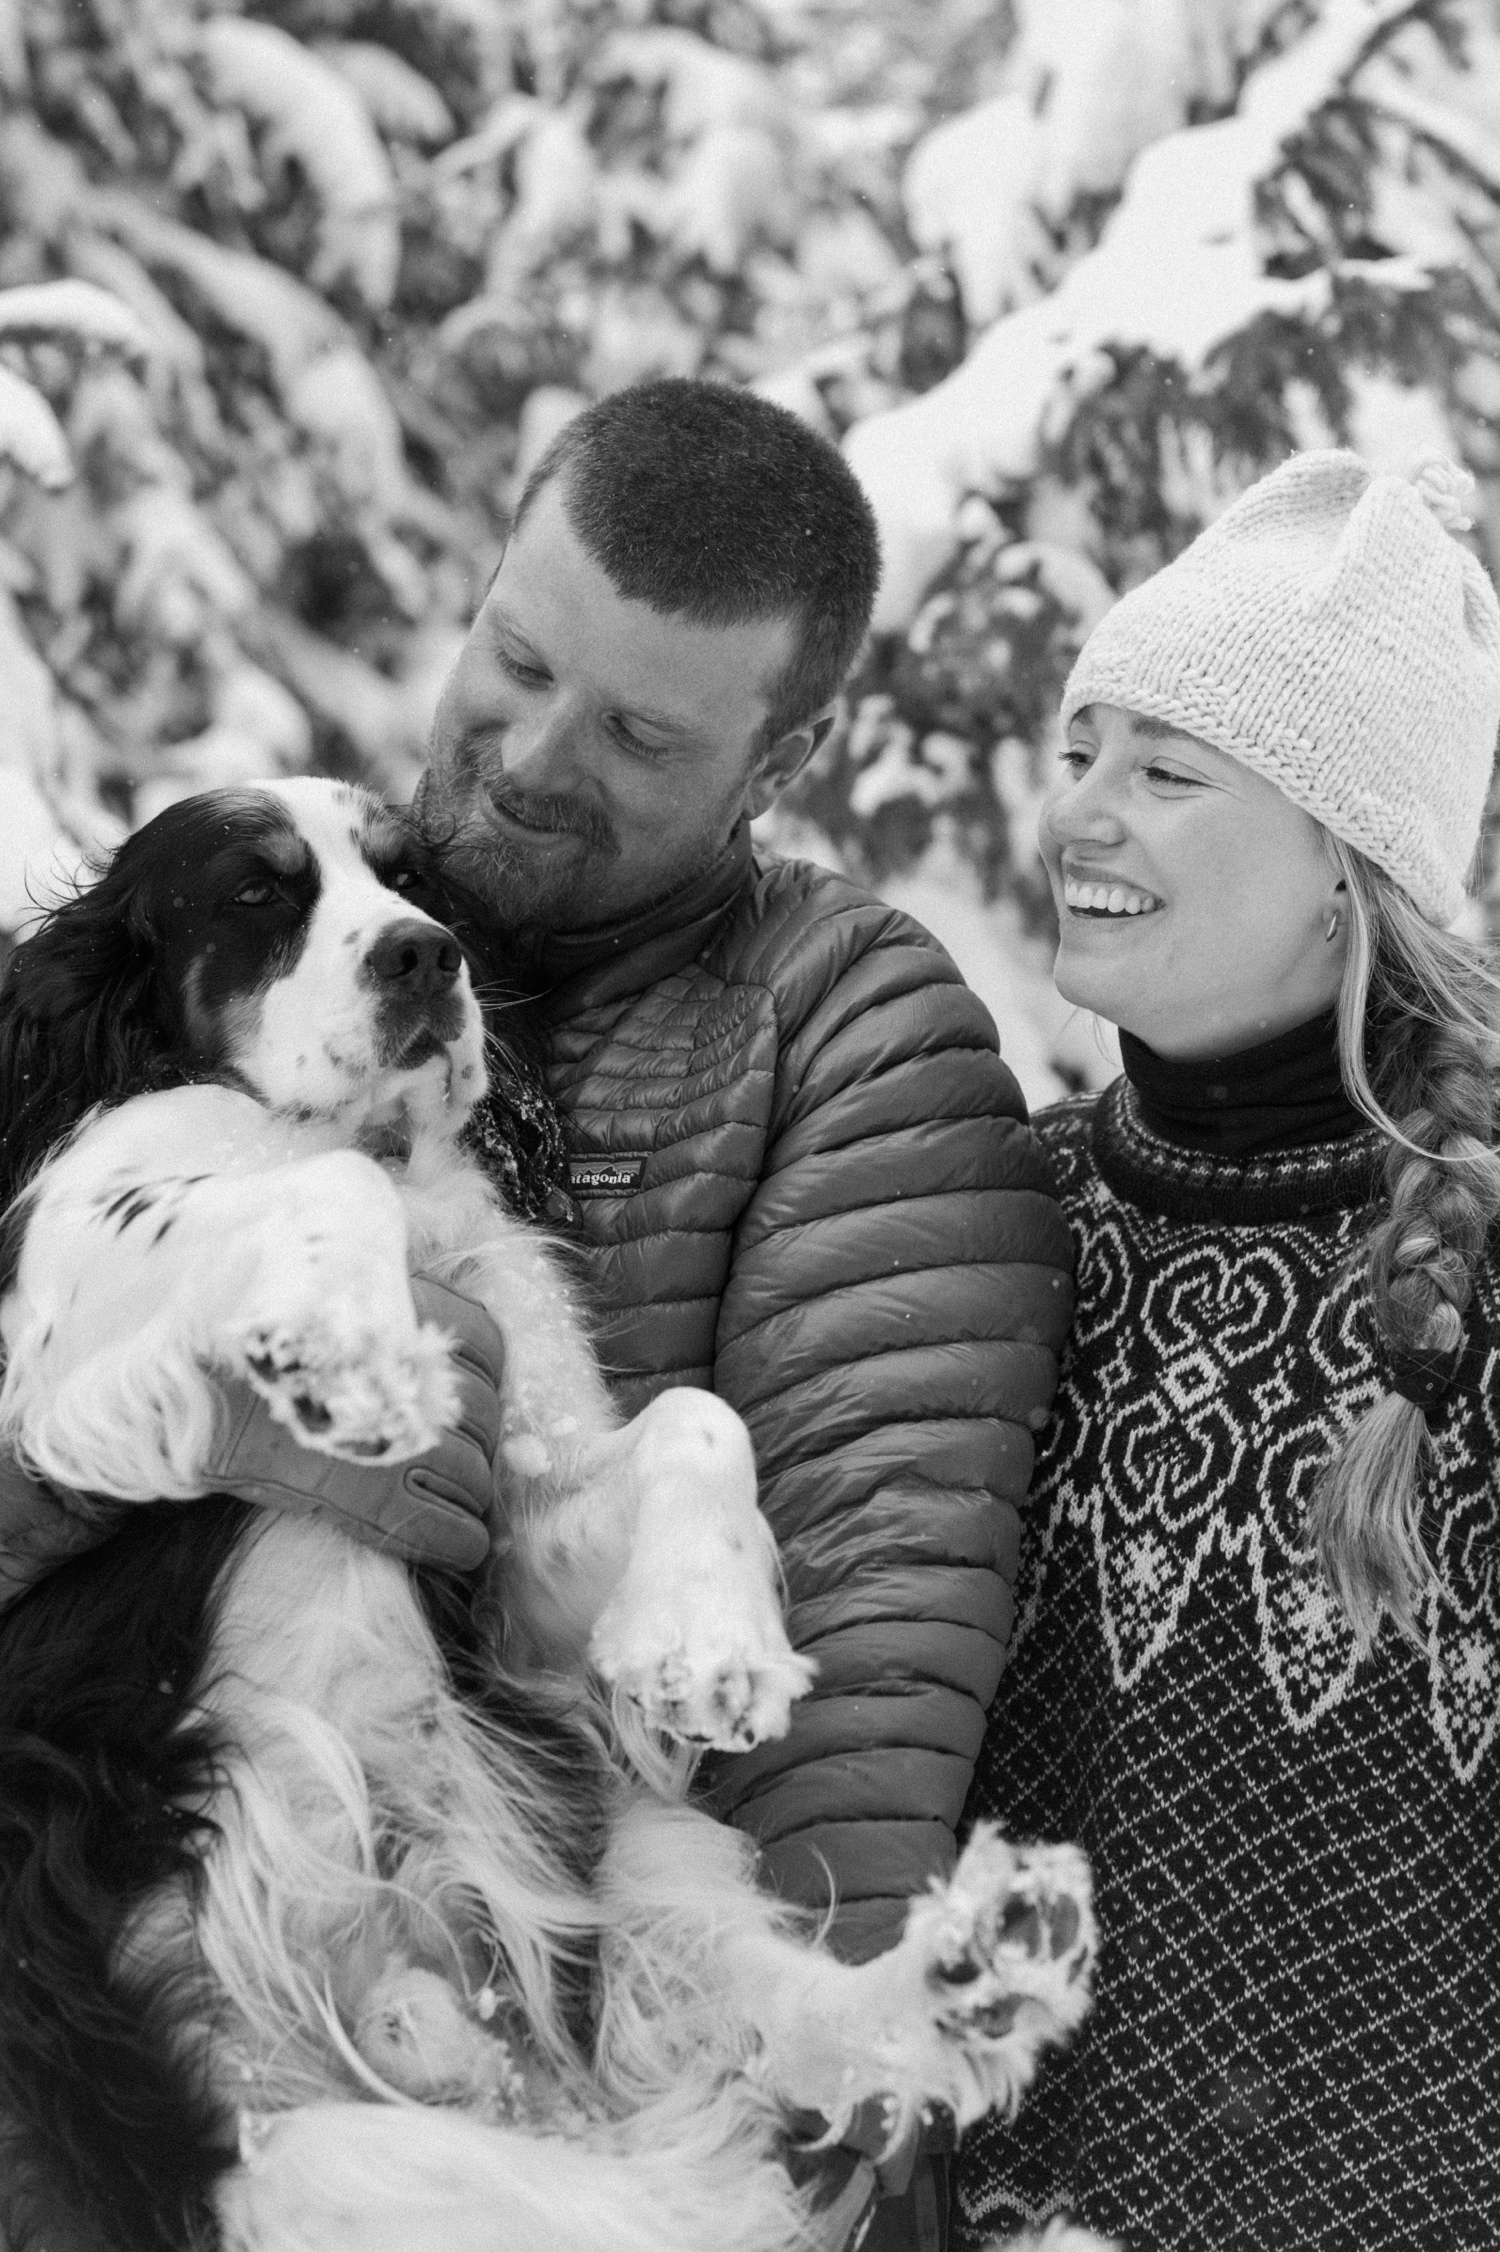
[1014, 1084, 1500, 1780]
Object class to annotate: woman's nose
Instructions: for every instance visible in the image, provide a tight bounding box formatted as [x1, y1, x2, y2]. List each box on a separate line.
[1044, 766, 1128, 848]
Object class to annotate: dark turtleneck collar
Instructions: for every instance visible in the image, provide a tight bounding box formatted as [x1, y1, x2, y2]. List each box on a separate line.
[1092, 1009, 1385, 1226]
[1119, 1009, 1366, 1162]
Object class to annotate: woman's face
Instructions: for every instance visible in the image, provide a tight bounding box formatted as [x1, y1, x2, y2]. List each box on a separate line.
[1039, 703, 1347, 1059]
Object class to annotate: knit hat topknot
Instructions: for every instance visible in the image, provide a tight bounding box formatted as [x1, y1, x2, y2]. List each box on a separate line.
[1060, 449, 1500, 925]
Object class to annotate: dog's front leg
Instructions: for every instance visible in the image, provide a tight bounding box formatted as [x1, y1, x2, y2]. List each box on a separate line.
[0, 1085, 456, 1499]
[503, 1388, 813, 1753]
[740, 1825, 1097, 2152]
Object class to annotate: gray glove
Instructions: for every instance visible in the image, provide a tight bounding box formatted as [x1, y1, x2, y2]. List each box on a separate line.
[0, 1451, 117, 1610]
[0, 1273, 505, 1608]
[202, 1272, 504, 1569]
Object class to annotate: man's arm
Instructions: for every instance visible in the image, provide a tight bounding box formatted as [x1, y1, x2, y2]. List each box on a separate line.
[704, 910, 1073, 1962]
[0, 1275, 505, 1610]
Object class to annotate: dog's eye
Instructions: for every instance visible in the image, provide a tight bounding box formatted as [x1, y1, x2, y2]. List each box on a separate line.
[233, 881, 279, 906]
[390, 869, 416, 891]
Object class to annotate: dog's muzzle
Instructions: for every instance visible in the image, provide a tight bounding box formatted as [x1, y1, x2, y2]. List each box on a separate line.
[368, 919, 470, 1067]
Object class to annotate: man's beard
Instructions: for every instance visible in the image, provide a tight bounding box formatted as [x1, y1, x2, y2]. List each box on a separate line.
[421, 771, 622, 934]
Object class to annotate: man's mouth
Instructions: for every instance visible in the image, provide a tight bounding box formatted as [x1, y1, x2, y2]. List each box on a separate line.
[486, 798, 580, 842]
[483, 787, 611, 853]
[1062, 876, 1163, 919]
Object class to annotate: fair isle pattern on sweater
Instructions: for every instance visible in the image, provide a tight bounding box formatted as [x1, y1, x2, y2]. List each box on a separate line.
[956, 1083, 1500, 2252]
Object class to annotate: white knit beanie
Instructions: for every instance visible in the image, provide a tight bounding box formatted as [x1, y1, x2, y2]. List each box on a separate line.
[1059, 449, 1500, 925]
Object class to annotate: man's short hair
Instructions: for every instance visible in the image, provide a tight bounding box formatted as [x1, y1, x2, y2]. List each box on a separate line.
[512, 379, 881, 744]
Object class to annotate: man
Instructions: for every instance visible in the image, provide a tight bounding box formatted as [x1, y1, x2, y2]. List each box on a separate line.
[0, 381, 1072, 2250]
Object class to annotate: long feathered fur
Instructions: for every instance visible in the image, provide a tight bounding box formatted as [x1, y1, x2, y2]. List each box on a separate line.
[0, 1502, 248, 2251]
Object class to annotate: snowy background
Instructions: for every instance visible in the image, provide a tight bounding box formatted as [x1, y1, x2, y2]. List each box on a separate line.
[2, 0, 1499, 1104]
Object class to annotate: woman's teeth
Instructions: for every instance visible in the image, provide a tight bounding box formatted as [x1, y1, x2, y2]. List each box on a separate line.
[1063, 877, 1162, 917]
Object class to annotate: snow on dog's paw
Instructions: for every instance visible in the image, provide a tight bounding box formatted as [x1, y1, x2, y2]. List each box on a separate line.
[926, 1827, 1095, 2037]
[592, 1604, 815, 1752]
[904, 1825, 1095, 2113]
[233, 1309, 458, 1461]
[984, 2226, 1120, 2252]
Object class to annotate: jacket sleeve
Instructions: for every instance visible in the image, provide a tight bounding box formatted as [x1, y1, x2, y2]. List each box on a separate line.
[0, 1452, 117, 1611]
[702, 899, 1074, 1962]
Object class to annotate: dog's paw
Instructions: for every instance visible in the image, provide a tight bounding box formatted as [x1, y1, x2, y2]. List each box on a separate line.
[927, 1827, 1095, 2038]
[903, 1826, 1095, 2119]
[232, 1308, 458, 1461]
[983, 2226, 1120, 2252]
[352, 1964, 534, 2120]
[584, 1388, 816, 1752]
[597, 1621, 816, 1752]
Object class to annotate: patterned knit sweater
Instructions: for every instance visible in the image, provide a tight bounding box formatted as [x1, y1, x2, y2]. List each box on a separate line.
[956, 1078, 1500, 2252]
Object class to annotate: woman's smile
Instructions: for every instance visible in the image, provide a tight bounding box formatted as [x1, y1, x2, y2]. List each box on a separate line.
[1060, 868, 1164, 918]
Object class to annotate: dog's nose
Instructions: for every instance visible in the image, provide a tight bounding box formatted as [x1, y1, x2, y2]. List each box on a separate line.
[367, 920, 462, 999]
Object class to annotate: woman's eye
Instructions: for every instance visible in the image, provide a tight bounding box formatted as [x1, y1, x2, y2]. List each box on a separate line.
[1144, 765, 1199, 788]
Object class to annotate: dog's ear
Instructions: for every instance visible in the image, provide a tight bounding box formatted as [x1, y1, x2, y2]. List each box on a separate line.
[0, 866, 168, 1208]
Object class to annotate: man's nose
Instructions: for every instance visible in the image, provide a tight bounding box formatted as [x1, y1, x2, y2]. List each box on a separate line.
[498, 692, 587, 786]
[366, 920, 462, 999]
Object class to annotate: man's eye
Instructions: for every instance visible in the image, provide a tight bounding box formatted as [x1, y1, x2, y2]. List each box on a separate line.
[500, 651, 549, 687]
[609, 716, 669, 758]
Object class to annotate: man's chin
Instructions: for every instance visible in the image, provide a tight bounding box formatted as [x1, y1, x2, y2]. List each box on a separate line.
[441, 825, 601, 933]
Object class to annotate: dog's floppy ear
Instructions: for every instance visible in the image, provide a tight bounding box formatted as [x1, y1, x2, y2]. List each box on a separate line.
[0, 860, 170, 1209]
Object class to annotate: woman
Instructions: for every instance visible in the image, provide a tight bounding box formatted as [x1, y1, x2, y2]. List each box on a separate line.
[956, 450, 1500, 2251]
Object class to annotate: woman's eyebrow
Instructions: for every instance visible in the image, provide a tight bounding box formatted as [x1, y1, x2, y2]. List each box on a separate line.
[1127, 715, 1192, 741]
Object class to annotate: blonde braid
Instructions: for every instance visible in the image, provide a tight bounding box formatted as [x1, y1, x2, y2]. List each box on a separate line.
[1310, 841, 1500, 1654]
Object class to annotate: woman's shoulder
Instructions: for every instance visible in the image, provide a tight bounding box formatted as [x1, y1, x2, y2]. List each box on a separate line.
[1033, 1089, 1104, 1141]
[1029, 1088, 1106, 1199]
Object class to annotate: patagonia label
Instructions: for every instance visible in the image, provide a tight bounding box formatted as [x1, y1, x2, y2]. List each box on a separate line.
[567, 1153, 649, 1199]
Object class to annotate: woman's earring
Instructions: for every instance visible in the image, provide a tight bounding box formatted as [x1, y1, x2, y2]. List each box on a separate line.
[1324, 909, 1342, 943]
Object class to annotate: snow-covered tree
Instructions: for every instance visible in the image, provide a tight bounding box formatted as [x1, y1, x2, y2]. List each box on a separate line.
[802, 0, 1500, 949]
[0, 0, 994, 939]
[2, 0, 1496, 1096]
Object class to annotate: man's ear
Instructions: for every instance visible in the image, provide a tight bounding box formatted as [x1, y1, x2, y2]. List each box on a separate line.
[745, 706, 838, 821]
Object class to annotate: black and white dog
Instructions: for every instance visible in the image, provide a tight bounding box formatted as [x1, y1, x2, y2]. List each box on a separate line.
[0, 778, 1097, 2252]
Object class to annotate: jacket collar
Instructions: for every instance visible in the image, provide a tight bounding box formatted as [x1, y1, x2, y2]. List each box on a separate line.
[529, 822, 754, 1017]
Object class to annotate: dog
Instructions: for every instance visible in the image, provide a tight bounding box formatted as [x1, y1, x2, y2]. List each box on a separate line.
[0, 777, 1097, 2252]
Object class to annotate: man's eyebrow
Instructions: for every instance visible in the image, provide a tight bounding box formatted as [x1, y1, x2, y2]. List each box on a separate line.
[487, 606, 547, 662]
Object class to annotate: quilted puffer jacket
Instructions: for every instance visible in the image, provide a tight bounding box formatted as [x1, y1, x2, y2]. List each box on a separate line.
[534, 827, 1074, 1962]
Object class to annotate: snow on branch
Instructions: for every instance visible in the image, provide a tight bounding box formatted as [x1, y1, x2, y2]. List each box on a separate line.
[1363, 77, 1500, 195]
[314, 40, 456, 148]
[847, 0, 1438, 630]
[905, 0, 1255, 327]
[194, 17, 400, 309]
[0, 279, 151, 361]
[88, 194, 347, 397]
[0, 364, 72, 490]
